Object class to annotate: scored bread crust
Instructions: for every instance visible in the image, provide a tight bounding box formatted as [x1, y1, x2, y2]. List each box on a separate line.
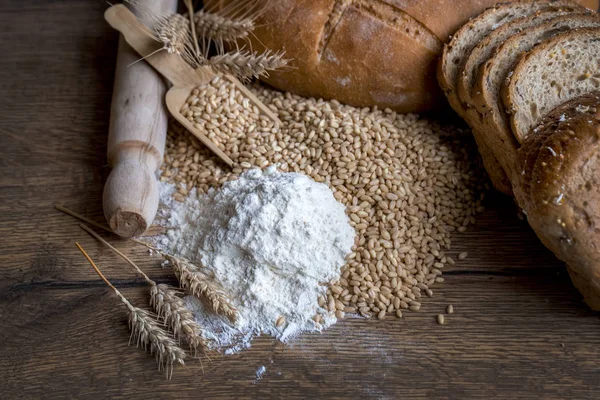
[515, 93, 600, 310]
[502, 27, 600, 143]
[472, 13, 600, 182]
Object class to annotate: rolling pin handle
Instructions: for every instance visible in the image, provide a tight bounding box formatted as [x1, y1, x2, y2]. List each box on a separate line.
[103, 157, 159, 238]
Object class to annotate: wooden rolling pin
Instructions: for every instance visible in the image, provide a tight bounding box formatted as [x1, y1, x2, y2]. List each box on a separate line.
[103, 0, 177, 238]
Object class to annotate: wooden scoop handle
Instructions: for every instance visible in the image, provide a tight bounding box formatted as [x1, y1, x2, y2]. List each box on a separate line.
[103, 0, 177, 238]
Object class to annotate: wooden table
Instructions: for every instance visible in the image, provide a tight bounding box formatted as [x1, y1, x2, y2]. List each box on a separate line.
[1, 1, 600, 398]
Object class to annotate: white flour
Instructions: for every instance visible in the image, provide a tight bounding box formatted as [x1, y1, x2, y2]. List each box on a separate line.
[156, 166, 355, 354]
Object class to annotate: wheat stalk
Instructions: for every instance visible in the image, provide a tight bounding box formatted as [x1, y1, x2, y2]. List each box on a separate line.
[209, 49, 288, 81]
[79, 224, 207, 355]
[54, 204, 161, 249]
[164, 254, 238, 322]
[76, 242, 185, 379]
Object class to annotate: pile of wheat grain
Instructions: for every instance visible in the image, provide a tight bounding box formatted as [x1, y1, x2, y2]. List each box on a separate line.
[160, 75, 487, 320]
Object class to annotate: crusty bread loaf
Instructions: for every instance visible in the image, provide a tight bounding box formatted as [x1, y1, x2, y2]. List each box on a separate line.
[207, 0, 598, 114]
[502, 27, 600, 143]
[515, 93, 600, 310]
[473, 13, 600, 181]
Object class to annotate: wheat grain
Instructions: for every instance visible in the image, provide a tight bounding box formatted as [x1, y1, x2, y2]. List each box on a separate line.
[76, 243, 185, 379]
[275, 315, 285, 327]
[165, 254, 238, 322]
[209, 50, 288, 80]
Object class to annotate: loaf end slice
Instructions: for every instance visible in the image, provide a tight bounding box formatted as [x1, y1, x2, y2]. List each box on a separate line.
[502, 27, 600, 143]
[516, 92, 600, 310]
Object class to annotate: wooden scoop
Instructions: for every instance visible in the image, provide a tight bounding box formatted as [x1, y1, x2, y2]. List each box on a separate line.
[104, 4, 281, 168]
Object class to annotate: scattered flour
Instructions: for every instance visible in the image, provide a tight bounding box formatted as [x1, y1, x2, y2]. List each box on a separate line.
[255, 366, 267, 382]
[155, 166, 355, 354]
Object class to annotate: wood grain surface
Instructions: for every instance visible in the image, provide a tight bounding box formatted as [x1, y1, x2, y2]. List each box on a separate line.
[1, 1, 600, 399]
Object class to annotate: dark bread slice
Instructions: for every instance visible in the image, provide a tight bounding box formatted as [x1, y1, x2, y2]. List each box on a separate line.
[515, 92, 600, 309]
[459, 6, 591, 181]
[438, 0, 572, 119]
[502, 27, 600, 143]
[438, 1, 568, 195]
[473, 14, 600, 182]
[457, 3, 586, 116]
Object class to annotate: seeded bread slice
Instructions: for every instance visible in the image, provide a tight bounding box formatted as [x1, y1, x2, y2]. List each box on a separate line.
[438, 1, 571, 118]
[438, 1, 567, 195]
[457, 3, 585, 116]
[502, 27, 600, 143]
[515, 92, 600, 310]
[473, 13, 600, 180]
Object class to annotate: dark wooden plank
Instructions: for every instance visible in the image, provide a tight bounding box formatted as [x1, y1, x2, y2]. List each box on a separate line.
[1, 1, 600, 399]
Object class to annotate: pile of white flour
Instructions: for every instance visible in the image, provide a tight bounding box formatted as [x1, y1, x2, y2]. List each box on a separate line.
[156, 166, 355, 353]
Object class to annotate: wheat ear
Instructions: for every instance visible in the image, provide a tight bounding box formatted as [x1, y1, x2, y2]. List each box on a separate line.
[195, 0, 269, 56]
[124, 0, 199, 67]
[76, 242, 185, 379]
[194, 10, 254, 46]
[150, 283, 206, 355]
[79, 224, 207, 355]
[164, 254, 238, 322]
[209, 49, 288, 81]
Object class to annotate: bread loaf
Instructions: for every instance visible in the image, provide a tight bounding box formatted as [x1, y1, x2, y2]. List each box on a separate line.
[515, 93, 600, 310]
[438, 3, 600, 309]
[207, 0, 597, 114]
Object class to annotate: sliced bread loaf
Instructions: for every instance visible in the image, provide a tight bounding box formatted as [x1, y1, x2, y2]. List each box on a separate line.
[457, 3, 587, 117]
[473, 14, 600, 180]
[502, 27, 600, 143]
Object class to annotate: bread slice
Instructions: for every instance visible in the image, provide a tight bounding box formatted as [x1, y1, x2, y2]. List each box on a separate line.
[457, 3, 586, 117]
[515, 92, 600, 310]
[438, 1, 571, 195]
[502, 27, 600, 143]
[439, 1, 572, 118]
[473, 14, 600, 180]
